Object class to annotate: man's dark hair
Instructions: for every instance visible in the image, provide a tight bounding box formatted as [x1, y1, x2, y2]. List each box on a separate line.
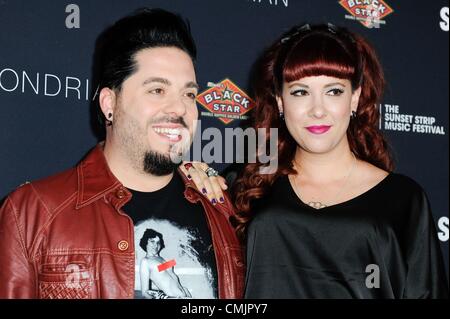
[95, 8, 197, 126]
[139, 228, 165, 252]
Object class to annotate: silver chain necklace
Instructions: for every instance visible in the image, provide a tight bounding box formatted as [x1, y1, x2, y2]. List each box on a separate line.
[290, 153, 357, 210]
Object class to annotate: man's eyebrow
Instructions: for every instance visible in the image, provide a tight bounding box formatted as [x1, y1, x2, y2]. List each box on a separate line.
[142, 77, 171, 86]
[185, 82, 200, 90]
[142, 78, 199, 90]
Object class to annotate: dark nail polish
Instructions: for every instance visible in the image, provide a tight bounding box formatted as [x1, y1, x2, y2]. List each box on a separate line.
[212, 198, 217, 205]
[202, 188, 207, 194]
[187, 174, 192, 180]
[219, 197, 225, 203]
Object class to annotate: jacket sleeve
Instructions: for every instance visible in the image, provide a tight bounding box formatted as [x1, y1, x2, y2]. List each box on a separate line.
[402, 190, 449, 299]
[0, 196, 37, 298]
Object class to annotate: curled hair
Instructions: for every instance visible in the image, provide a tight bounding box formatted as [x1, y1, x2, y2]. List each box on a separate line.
[139, 228, 165, 252]
[233, 24, 394, 240]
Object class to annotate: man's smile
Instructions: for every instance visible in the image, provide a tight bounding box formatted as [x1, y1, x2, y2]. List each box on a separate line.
[152, 125, 185, 143]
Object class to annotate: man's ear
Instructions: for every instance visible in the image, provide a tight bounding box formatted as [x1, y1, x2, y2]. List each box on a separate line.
[99, 87, 117, 121]
[351, 87, 362, 113]
[276, 96, 284, 113]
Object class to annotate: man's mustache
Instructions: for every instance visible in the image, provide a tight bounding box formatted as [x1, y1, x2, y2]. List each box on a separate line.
[149, 116, 188, 129]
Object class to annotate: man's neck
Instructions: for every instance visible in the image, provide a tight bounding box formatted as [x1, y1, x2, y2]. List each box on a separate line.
[102, 141, 174, 192]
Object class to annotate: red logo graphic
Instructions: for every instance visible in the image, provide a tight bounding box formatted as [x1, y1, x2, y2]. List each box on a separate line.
[339, 0, 394, 28]
[196, 79, 255, 124]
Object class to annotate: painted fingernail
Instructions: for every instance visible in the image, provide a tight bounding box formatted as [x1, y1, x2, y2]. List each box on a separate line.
[202, 188, 207, 194]
[219, 197, 225, 203]
[211, 198, 217, 205]
[187, 174, 192, 180]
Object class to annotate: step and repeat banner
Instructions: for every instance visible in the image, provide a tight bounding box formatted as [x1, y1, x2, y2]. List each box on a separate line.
[0, 0, 448, 283]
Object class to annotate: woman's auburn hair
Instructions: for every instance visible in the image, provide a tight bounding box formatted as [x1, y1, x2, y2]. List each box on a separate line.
[233, 24, 394, 239]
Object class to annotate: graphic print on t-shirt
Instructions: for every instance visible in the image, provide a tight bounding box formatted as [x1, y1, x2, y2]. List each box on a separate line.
[122, 173, 218, 299]
[134, 218, 216, 299]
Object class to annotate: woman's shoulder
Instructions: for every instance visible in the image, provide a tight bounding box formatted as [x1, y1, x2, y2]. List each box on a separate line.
[359, 165, 433, 232]
[359, 161, 426, 199]
[380, 169, 426, 197]
[386, 172, 425, 192]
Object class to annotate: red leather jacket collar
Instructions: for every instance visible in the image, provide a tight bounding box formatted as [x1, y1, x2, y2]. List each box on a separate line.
[76, 145, 123, 209]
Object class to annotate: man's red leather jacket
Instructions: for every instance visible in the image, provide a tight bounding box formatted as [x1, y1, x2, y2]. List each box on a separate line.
[0, 144, 245, 299]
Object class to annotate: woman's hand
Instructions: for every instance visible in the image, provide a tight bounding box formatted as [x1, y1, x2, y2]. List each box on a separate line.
[180, 161, 228, 205]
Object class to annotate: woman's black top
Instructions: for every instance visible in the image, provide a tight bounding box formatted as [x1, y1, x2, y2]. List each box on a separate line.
[244, 173, 449, 299]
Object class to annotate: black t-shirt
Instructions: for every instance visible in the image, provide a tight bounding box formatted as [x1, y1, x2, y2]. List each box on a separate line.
[245, 173, 449, 299]
[122, 173, 218, 299]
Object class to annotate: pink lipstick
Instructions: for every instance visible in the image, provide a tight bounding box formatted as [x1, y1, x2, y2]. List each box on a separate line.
[306, 125, 331, 134]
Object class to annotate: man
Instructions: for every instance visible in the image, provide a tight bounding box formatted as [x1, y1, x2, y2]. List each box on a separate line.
[0, 8, 244, 299]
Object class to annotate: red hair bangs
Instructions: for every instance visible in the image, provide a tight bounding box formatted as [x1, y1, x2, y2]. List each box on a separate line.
[283, 34, 358, 88]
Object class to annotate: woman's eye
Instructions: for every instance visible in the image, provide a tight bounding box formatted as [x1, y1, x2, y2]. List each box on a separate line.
[327, 88, 344, 96]
[290, 89, 308, 96]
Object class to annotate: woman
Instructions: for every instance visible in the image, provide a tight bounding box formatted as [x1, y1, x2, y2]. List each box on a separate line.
[186, 23, 448, 299]
[139, 228, 192, 299]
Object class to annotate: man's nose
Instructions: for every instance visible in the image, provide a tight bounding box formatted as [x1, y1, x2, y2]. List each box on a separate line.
[164, 96, 187, 117]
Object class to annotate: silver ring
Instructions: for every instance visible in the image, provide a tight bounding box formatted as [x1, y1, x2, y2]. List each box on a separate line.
[205, 167, 219, 177]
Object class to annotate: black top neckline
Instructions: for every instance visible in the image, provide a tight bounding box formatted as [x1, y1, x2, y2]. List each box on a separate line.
[285, 172, 394, 212]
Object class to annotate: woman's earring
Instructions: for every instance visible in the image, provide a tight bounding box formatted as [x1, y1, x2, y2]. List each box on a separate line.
[106, 113, 113, 126]
[279, 111, 285, 121]
[351, 111, 357, 120]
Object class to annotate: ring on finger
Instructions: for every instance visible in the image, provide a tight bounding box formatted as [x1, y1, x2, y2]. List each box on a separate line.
[205, 167, 219, 177]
